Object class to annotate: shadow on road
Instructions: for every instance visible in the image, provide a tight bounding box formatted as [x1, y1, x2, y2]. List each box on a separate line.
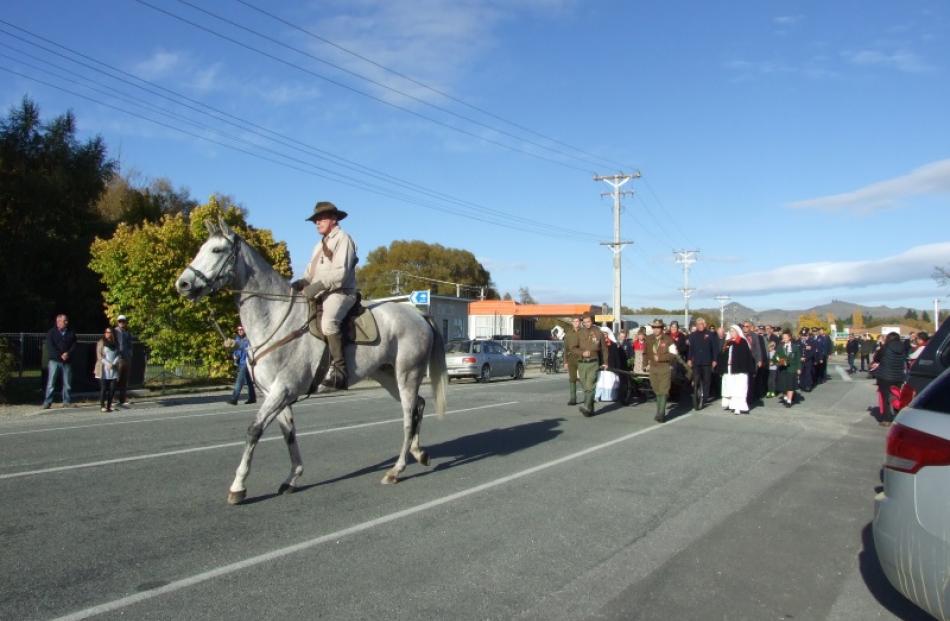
[858, 522, 931, 620]
[240, 418, 567, 503]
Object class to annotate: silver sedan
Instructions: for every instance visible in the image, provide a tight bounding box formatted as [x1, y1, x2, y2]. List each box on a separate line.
[445, 339, 524, 382]
[873, 365, 950, 620]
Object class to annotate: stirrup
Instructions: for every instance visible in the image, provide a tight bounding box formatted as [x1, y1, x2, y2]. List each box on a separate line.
[321, 368, 348, 390]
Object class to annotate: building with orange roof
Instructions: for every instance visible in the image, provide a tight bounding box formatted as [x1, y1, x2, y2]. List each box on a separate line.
[467, 300, 602, 339]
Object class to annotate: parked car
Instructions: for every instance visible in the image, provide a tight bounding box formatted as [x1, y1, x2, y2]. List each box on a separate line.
[445, 339, 524, 382]
[873, 365, 950, 620]
[898, 316, 950, 409]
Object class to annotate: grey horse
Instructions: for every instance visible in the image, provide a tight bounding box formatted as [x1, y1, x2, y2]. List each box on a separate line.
[176, 218, 447, 504]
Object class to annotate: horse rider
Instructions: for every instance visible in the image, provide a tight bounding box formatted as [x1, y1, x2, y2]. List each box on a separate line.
[292, 201, 359, 390]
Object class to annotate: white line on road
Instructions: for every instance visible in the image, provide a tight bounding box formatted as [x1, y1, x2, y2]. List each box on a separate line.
[0, 402, 518, 481]
[0, 395, 382, 438]
[835, 365, 853, 382]
[51, 410, 692, 621]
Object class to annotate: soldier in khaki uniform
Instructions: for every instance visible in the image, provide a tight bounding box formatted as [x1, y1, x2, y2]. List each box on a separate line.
[645, 318, 675, 423]
[291, 201, 359, 390]
[562, 317, 582, 405]
[570, 314, 608, 417]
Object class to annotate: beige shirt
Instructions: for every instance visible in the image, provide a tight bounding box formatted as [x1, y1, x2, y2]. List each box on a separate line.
[303, 226, 358, 294]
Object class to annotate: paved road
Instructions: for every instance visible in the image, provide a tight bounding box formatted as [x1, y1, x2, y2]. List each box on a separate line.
[0, 369, 932, 620]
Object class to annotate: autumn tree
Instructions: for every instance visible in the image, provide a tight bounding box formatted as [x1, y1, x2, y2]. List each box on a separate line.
[851, 310, 864, 330]
[0, 97, 116, 330]
[89, 196, 290, 377]
[357, 240, 497, 299]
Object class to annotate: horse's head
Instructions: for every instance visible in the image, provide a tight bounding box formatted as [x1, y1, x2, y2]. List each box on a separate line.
[176, 217, 240, 300]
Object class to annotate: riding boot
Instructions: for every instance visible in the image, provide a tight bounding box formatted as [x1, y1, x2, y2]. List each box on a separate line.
[321, 332, 348, 390]
[655, 395, 667, 423]
[568, 382, 577, 406]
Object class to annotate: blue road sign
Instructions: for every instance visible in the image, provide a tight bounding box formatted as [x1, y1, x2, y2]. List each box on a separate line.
[409, 289, 431, 306]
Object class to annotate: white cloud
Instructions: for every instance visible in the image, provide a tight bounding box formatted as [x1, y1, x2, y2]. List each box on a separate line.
[787, 158, 950, 212]
[133, 50, 184, 79]
[306, 0, 576, 105]
[773, 14, 803, 26]
[702, 243, 950, 296]
[842, 48, 934, 73]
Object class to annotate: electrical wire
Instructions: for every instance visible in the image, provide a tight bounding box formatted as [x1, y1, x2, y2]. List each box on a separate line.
[232, 0, 630, 171]
[0, 25, 602, 241]
[132, 0, 594, 174]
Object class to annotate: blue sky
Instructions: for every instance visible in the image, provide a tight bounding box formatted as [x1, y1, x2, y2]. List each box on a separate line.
[2, 0, 948, 313]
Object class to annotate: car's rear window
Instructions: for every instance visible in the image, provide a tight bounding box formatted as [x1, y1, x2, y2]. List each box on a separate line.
[446, 341, 471, 354]
[914, 368, 950, 414]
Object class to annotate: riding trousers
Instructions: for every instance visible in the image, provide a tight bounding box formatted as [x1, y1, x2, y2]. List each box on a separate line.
[321, 290, 357, 335]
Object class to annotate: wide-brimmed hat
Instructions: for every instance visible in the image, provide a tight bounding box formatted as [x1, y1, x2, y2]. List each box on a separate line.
[305, 200, 348, 222]
[651, 319, 665, 329]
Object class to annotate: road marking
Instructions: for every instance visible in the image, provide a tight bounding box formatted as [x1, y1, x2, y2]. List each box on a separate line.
[835, 365, 853, 382]
[0, 402, 518, 481]
[0, 395, 382, 438]
[50, 411, 692, 621]
[0, 375, 557, 438]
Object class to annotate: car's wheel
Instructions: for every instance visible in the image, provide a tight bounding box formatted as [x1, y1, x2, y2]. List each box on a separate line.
[478, 364, 491, 383]
[514, 362, 524, 379]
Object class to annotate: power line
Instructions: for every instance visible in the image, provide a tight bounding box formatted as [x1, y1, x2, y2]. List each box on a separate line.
[0, 25, 602, 241]
[233, 0, 630, 171]
[673, 249, 699, 326]
[0, 62, 590, 241]
[132, 0, 595, 174]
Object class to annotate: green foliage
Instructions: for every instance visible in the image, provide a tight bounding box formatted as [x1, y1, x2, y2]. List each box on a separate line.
[0, 97, 117, 330]
[921, 310, 931, 323]
[904, 308, 919, 320]
[518, 287, 536, 304]
[357, 240, 497, 299]
[89, 196, 291, 377]
[0, 337, 15, 403]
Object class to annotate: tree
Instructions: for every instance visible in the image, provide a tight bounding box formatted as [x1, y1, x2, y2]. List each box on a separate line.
[89, 196, 291, 377]
[357, 240, 497, 299]
[904, 309, 919, 320]
[518, 287, 536, 304]
[935, 266, 949, 288]
[797, 311, 828, 332]
[0, 97, 116, 330]
[851, 310, 864, 329]
[502, 292, 513, 301]
[921, 310, 931, 323]
[95, 173, 199, 225]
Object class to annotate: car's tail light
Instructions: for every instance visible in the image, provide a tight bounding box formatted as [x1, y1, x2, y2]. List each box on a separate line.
[462, 357, 476, 364]
[885, 423, 950, 474]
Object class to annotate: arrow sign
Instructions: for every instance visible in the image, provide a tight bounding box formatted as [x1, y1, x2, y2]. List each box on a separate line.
[409, 289, 430, 306]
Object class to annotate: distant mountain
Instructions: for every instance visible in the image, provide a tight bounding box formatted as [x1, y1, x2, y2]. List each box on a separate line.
[694, 299, 919, 327]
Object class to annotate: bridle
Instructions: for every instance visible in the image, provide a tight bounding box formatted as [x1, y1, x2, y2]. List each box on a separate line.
[182, 234, 241, 296]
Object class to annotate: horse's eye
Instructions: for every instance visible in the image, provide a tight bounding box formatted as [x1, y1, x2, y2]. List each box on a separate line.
[212, 247, 224, 254]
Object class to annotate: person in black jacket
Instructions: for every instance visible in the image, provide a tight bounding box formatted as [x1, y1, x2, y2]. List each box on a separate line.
[845, 334, 860, 374]
[719, 325, 755, 414]
[873, 332, 906, 426]
[43, 313, 77, 409]
[687, 317, 718, 410]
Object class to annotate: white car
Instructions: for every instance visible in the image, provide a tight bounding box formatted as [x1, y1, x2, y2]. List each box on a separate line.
[873, 365, 950, 620]
[445, 339, 524, 382]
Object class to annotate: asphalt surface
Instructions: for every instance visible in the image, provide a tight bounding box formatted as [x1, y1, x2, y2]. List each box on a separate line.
[0, 367, 933, 620]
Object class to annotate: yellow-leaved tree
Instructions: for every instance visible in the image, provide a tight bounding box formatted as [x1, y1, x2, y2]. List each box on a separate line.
[90, 196, 291, 377]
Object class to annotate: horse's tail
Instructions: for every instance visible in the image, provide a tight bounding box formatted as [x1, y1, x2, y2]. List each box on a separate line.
[425, 316, 447, 416]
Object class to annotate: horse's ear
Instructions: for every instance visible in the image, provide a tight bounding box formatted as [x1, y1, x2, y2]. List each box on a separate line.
[218, 216, 233, 237]
[204, 219, 219, 236]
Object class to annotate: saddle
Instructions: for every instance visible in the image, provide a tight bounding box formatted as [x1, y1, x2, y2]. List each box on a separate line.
[307, 292, 379, 345]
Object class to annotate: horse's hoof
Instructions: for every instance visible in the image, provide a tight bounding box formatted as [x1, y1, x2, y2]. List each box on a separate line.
[227, 490, 246, 505]
[416, 451, 430, 467]
[381, 472, 399, 485]
[277, 483, 298, 495]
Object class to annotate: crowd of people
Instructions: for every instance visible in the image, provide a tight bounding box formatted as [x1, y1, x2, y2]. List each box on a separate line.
[562, 315, 842, 422]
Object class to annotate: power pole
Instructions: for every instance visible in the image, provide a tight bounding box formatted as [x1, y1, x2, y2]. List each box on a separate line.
[674, 250, 699, 327]
[936, 298, 941, 331]
[392, 271, 402, 295]
[594, 171, 639, 335]
[715, 295, 731, 330]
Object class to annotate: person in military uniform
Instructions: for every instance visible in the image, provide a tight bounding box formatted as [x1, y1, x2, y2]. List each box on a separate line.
[645, 318, 675, 422]
[570, 314, 608, 417]
[291, 201, 359, 390]
[563, 316, 582, 405]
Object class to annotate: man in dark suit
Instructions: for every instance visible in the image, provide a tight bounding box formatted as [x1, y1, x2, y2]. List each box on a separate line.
[687, 317, 718, 410]
[43, 313, 76, 409]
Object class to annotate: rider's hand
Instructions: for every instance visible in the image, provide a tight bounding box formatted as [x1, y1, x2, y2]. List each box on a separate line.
[290, 279, 308, 292]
